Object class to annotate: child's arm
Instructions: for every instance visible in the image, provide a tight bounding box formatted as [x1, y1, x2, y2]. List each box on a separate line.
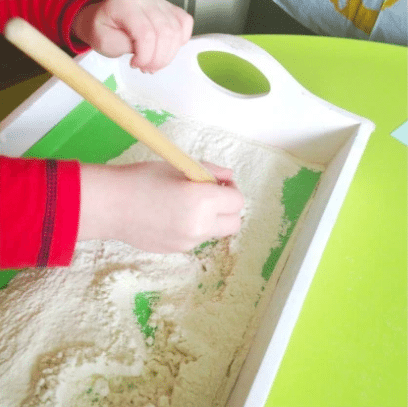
[72, 0, 194, 72]
[0, 157, 243, 268]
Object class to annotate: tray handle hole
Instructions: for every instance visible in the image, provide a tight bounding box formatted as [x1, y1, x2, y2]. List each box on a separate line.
[197, 51, 271, 97]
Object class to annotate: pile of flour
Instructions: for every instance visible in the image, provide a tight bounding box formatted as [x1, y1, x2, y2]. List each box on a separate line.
[0, 107, 323, 407]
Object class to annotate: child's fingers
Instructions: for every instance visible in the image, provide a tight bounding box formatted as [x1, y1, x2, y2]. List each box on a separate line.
[124, 12, 157, 69]
[94, 24, 133, 57]
[141, 3, 191, 72]
[200, 162, 234, 182]
[213, 186, 245, 215]
[143, 10, 183, 71]
[74, 0, 193, 72]
[167, 3, 194, 44]
[131, 2, 193, 72]
[214, 213, 242, 238]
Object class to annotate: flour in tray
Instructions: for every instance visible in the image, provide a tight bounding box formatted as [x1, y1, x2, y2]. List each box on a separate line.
[0, 108, 324, 407]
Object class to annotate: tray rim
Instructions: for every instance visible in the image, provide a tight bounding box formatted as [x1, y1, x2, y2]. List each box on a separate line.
[0, 36, 375, 407]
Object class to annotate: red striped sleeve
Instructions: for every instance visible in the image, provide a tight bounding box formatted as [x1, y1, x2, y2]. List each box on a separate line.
[48, 159, 81, 266]
[0, 0, 91, 53]
[0, 156, 80, 269]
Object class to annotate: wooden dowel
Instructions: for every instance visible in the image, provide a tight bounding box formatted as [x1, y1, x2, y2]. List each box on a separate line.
[5, 18, 216, 183]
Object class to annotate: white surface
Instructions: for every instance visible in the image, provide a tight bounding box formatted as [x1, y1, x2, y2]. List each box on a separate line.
[0, 34, 375, 407]
[0, 52, 115, 157]
[116, 34, 362, 165]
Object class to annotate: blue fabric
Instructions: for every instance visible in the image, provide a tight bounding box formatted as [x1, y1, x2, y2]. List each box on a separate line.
[391, 120, 408, 146]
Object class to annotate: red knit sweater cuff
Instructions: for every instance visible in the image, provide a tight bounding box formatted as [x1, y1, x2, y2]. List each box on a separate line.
[49, 159, 81, 266]
[60, 0, 93, 54]
[0, 156, 80, 269]
[0, 0, 91, 54]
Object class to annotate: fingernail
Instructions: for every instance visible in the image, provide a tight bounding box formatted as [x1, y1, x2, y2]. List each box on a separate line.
[218, 180, 231, 187]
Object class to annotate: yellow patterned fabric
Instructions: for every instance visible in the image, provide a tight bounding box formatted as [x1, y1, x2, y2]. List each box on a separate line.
[273, 0, 407, 45]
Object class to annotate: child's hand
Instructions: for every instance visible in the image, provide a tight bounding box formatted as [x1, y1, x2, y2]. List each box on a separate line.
[78, 161, 245, 253]
[73, 0, 194, 73]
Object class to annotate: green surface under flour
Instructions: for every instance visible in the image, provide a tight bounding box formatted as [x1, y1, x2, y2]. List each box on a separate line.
[0, 74, 321, 349]
[133, 291, 160, 343]
[262, 167, 321, 281]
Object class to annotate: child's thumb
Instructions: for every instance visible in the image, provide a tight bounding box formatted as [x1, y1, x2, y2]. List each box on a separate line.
[201, 162, 234, 182]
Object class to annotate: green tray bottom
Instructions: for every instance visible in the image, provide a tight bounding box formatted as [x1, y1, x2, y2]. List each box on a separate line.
[0, 75, 321, 288]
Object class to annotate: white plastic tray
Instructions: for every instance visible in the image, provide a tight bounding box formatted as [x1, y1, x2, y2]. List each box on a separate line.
[0, 34, 375, 407]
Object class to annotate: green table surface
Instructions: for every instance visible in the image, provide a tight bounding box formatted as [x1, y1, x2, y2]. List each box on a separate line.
[241, 35, 407, 407]
[0, 35, 407, 407]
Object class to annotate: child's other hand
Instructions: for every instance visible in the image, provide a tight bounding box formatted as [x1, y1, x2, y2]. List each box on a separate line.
[73, 0, 194, 73]
[78, 161, 245, 253]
